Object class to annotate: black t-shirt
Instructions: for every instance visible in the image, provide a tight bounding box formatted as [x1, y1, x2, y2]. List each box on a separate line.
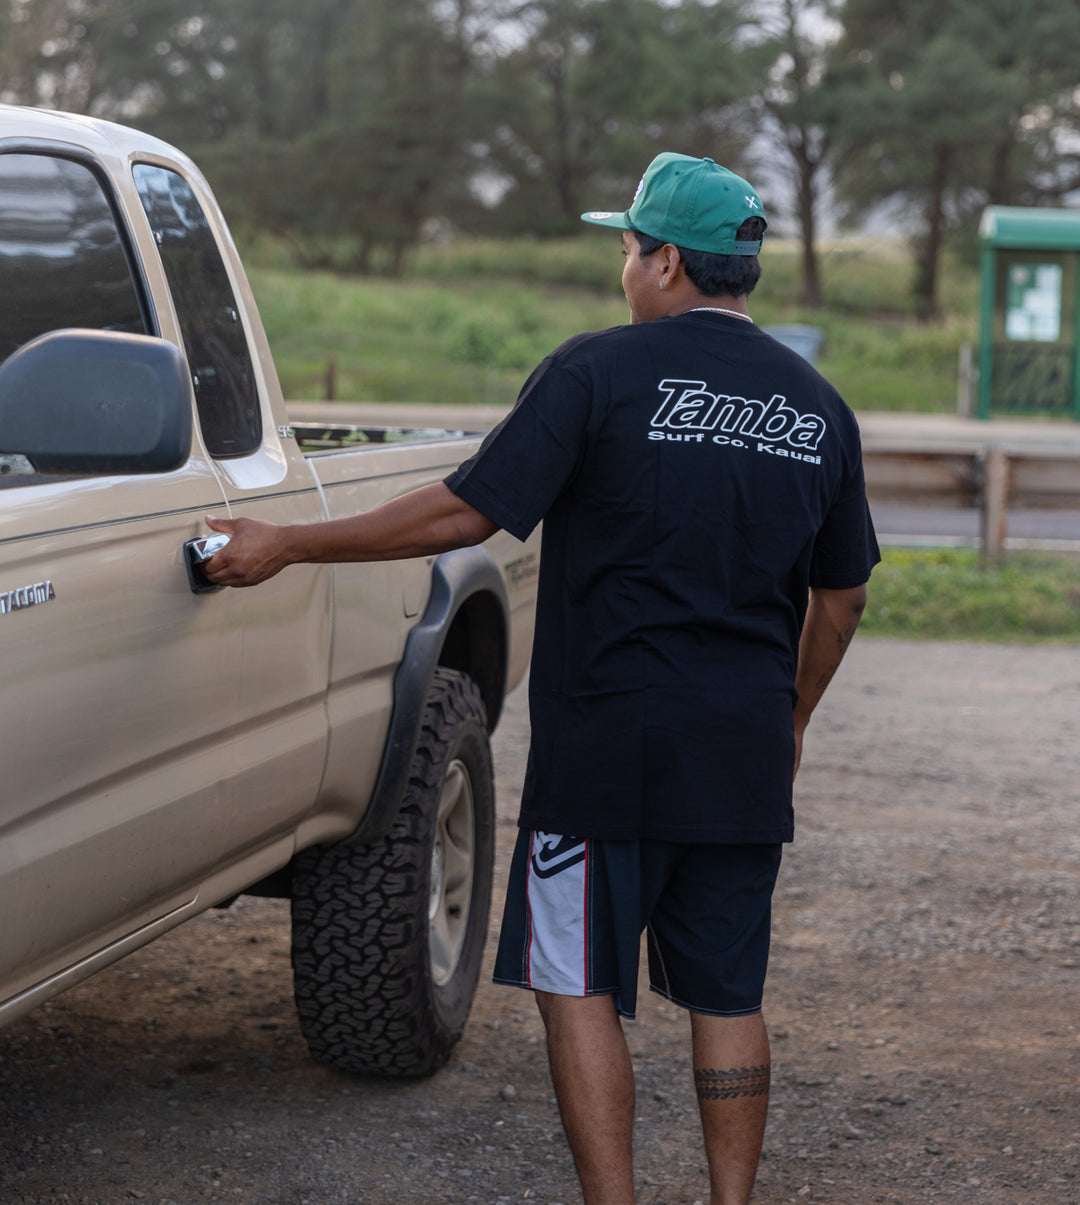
[445, 311, 879, 843]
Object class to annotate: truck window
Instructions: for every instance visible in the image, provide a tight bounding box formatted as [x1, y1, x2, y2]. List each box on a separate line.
[0, 153, 147, 366]
[133, 165, 261, 459]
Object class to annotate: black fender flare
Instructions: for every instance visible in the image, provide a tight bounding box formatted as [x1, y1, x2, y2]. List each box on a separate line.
[347, 544, 510, 845]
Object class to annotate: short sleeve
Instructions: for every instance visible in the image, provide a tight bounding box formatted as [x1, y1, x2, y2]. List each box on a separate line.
[444, 352, 593, 541]
[809, 431, 881, 589]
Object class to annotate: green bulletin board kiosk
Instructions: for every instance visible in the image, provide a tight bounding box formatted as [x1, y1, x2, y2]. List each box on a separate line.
[978, 205, 1080, 419]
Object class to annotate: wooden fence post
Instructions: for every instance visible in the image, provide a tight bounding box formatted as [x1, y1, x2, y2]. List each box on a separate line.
[957, 344, 975, 418]
[981, 447, 1010, 561]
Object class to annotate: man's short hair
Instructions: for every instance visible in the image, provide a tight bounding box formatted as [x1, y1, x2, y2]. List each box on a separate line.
[635, 217, 765, 298]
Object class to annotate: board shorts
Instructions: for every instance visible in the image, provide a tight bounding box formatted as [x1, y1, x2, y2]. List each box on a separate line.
[493, 830, 783, 1019]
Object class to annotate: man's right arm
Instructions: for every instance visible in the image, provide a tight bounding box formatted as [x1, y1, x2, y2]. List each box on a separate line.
[792, 584, 867, 778]
[202, 483, 499, 588]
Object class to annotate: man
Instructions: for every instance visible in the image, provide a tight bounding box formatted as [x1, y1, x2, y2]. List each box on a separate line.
[204, 152, 878, 1205]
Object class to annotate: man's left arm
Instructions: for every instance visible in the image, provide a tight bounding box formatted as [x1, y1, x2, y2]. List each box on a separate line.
[792, 583, 867, 778]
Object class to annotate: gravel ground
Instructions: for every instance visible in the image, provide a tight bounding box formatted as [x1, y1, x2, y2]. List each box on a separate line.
[1, 637, 1078, 1205]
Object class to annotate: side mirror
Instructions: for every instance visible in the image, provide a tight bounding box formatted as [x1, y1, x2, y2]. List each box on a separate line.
[0, 329, 192, 475]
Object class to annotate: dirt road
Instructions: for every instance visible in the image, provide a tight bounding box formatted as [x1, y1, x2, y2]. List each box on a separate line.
[1, 638, 1078, 1204]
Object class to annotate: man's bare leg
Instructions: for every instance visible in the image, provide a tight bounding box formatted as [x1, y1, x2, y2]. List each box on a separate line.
[690, 1011, 771, 1205]
[535, 990, 636, 1205]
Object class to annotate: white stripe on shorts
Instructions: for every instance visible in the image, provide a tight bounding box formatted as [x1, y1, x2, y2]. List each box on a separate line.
[526, 831, 590, 995]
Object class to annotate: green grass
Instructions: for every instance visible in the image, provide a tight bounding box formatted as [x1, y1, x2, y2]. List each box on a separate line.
[249, 266, 628, 405]
[862, 549, 1080, 642]
[244, 233, 979, 411]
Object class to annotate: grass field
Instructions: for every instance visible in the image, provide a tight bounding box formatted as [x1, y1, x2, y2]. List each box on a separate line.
[862, 549, 1080, 642]
[245, 232, 978, 411]
[247, 267, 629, 406]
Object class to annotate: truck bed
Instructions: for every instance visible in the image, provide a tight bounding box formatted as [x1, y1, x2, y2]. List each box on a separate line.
[293, 422, 477, 453]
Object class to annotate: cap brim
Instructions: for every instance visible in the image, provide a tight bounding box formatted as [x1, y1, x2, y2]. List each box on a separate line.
[581, 210, 632, 230]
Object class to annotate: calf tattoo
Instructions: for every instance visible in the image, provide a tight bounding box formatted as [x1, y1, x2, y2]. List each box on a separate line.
[694, 1064, 771, 1101]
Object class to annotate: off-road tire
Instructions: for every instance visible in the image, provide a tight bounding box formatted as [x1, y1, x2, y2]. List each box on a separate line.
[290, 668, 495, 1077]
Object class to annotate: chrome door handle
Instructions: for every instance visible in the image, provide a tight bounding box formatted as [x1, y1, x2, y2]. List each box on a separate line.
[183, 534, 230, 594]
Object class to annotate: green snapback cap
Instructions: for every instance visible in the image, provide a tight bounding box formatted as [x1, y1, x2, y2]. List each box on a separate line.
[582, 152, 766, 255]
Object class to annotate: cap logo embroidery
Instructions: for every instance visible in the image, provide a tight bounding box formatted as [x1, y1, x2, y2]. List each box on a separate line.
[745, 195, 759, 210]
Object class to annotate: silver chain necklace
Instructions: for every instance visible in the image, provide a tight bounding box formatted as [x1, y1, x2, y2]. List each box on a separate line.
[684, 306, 753, 323]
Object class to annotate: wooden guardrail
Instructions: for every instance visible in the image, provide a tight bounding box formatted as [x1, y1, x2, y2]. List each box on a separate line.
[862, 447, 1080, 558]
[285, 401, 1080, 559]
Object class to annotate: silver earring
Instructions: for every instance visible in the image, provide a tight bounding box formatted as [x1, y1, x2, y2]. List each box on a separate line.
[658, 279, 665, 290]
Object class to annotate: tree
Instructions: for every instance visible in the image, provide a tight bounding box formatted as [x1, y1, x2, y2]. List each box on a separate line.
[757, 0, 840, 308]
[1, 0, 488, 271]
[828, 0, 1080, 319]
[470, 0, 768, 236]
[956, 0, 1080, 207]
[0, 0, 92, 109]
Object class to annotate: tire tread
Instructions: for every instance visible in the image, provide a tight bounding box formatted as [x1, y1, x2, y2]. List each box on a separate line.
[291, 668, 493, 1078]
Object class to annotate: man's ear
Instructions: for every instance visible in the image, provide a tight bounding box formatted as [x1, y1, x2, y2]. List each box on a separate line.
[658, 242, 683, 287]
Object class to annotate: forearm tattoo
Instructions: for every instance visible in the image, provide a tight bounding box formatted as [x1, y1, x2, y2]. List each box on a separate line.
[836, 621, 857, 652]
[813, 623, 858, 692]
[814, 665, 837, 691]
[694, 1063, 771, 1101]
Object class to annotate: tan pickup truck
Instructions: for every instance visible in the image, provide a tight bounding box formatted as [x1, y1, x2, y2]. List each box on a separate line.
[0, 106, 539, 1077]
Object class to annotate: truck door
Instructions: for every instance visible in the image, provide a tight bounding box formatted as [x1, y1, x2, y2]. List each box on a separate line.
[130, 164, 332, 845]
[0, 148, 242, 1005]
